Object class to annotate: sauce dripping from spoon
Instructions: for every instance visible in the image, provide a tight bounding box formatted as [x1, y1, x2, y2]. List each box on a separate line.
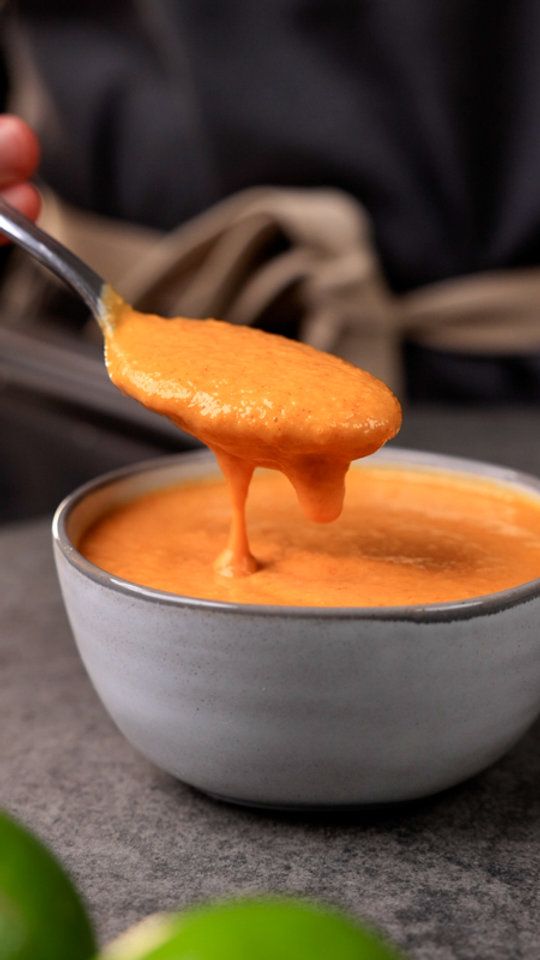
[0, 197, 400, 571]
[103, 291, 402, 576]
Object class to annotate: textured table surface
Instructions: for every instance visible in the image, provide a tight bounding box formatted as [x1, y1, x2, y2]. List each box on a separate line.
[1, 407, 540, 960]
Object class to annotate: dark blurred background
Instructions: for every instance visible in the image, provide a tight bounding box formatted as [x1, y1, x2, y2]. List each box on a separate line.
[1, 1, 540, 524]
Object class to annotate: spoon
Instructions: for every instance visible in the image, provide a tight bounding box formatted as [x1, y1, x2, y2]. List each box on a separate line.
[0, 193, 402, 576]
[0, 195, 113, 332]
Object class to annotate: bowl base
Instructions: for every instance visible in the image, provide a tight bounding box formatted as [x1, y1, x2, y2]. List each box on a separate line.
[200, 787, 442, 813]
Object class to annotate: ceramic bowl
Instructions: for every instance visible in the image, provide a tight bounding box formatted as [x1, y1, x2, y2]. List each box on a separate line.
[52, 448, 540, 809]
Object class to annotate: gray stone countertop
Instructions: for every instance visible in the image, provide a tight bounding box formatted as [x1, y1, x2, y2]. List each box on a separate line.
[1, 408, 540, 960]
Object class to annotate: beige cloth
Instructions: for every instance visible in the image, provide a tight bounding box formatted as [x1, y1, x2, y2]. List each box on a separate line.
[3, 184, 540, 396]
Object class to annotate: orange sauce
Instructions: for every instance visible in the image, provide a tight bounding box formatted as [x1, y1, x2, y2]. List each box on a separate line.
[103, 295, 401, 575]
[80, 465, 540, 607]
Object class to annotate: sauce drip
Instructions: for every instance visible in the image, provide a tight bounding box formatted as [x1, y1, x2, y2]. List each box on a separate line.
[103, 294, 401, 575]
[80, 466, 540, 607]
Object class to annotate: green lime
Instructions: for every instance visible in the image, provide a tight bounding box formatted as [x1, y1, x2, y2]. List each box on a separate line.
[100, 897, 404, 960]
[0, 809, 96, 960]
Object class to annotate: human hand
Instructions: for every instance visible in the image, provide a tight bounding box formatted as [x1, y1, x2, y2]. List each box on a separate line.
[0, 114, 41, 241]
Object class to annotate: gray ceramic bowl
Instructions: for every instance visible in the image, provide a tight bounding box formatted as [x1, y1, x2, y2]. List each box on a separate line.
[53, 448, 540, 809]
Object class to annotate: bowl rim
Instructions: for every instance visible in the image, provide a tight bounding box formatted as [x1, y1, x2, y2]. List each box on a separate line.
[52, 447, 540, 623]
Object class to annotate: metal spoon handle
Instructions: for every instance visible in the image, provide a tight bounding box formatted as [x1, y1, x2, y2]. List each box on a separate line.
[0, 195, 111, 330]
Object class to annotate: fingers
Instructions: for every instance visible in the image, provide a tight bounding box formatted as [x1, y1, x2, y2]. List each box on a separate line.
[1, 181, 42, 220]
[0, 115, 41, 244]
[0, 114, 40, 187]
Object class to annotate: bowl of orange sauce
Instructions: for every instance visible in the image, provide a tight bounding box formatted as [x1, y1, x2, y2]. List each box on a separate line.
[53, 447, 540, 808]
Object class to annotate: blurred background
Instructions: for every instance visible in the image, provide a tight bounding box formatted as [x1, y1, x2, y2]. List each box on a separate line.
[1, 0, 540, 524]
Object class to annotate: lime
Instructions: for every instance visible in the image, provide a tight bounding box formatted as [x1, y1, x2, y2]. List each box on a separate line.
[100, 897, 404, 959]
[0, 809, 96, 960]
